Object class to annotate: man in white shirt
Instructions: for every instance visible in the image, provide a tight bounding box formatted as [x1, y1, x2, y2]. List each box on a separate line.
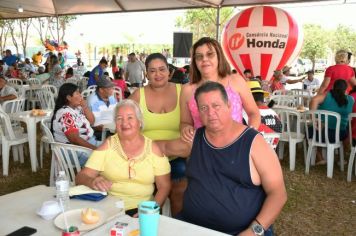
[0, 76, 17, 103]
[281, 65, 304, 85]
[23, 58, 36, 74]
[87, 78, 117, 140]
[303, 70, 320, 91]
[125, 52, 146, 87]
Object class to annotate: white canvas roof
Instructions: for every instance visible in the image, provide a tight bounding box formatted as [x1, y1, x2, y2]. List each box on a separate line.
[0, 0, 340, 19]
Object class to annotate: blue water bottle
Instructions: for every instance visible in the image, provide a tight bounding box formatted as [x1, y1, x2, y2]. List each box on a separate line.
[138, 201, 160, 236]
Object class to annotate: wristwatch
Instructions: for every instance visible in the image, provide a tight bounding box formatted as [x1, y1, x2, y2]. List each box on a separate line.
[251, 222, 265, 236]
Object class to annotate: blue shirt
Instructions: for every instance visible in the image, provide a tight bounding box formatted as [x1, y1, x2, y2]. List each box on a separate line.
[88, 65, 104, 87]
[87, 91, 117, 127]
[4, 55, 18, 66]
[181, 127, 266, 235]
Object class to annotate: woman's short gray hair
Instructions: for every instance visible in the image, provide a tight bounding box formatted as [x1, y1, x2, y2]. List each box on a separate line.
[115, 99, 144, 130]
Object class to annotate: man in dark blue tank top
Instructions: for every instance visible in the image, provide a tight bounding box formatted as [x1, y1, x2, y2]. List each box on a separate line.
[178, 82, 287, 236]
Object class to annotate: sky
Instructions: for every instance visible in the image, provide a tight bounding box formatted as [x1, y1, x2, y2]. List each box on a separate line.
[65, 2, 356, 49]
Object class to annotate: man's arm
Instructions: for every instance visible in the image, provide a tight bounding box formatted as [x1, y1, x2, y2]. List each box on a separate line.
[286, 77, 304, 84]
[155, 138, 192, 158]
[0, 94, 17, 102]
[239, 135, 287, 235]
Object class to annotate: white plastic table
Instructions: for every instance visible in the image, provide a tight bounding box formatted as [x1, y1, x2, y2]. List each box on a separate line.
[9, 110, 52, 172]
[0, 185, 123, 235]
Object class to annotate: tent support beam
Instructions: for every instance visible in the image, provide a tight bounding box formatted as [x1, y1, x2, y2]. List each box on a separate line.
[216, 5, 221, 41]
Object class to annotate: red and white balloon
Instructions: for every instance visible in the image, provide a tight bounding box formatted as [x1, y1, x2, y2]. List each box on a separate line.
[222, 6, 303, 81]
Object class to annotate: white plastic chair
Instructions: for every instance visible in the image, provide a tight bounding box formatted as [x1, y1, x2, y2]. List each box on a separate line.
[272, 89, 286, 96]
[87, 85, 97, 91]
[0, 110, 29, 176]
[347, 113, 356, 182]
[262, 132, 281, 151]
[2, 98, 26, 136]
[40, 118, 57, 186]
[304, 110, 344, 178]
[7, 78, 23, 86]
[289, 89, 310, 96]
[2, 98, 26, 113]
[113, 87, 123, 102]
[270, 95, 296, 107]
[10, 84, 25, 99]
[51, 142, 93, 185]
[27, 78, 41, 85]
[65, 78, 79, 85]
[42, 84, 58, 99]
[274, 108, 306, 171]
[36, 90, 55, 110]
[78, 77, 89, 92]
[81, 89, 95, 100]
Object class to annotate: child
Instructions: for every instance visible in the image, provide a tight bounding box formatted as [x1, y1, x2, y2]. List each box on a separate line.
[113, 69, 130, 98]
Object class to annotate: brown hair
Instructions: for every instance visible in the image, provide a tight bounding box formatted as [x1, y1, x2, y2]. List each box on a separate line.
[190, 37, 231, 84]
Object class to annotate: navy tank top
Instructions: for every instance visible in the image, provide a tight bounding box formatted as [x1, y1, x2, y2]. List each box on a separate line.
[182, 127, 266, 235]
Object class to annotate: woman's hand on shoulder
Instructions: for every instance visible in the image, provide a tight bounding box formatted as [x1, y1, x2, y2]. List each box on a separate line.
[181, 125, 195, 143]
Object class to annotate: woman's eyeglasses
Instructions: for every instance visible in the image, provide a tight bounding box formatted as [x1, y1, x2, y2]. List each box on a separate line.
[194, 51, 216, 61]
[128, 159, 136, 179]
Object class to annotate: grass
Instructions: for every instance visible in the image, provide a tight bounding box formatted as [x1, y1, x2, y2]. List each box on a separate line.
[0, 141, 355, 235]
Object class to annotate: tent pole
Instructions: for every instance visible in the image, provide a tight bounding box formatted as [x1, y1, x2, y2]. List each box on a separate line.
[215, 5, 221, 41]
[56, 15, 60, 43]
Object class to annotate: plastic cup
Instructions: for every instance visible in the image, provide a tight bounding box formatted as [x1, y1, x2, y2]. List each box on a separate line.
[138, 201, 160, 236]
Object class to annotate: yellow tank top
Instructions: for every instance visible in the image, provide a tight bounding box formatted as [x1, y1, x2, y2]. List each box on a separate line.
[139, 84, 181, 141]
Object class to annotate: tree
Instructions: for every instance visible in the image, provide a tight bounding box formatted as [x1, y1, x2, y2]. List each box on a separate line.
[7, 20, 19, 55]
[175, 7, 234, 42]
[328, 24, 356, 56]
[0, 20, 10, 54]
[32, 17, 50, 45]
[18, 19, 32, 57]
[32, 16, 76, 47]
[300, 24, 329, 68]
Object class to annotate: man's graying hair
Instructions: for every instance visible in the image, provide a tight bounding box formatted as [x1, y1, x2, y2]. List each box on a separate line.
[194, 81, 228, 104]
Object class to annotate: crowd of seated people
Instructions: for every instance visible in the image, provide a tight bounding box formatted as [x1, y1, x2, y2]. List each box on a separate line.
[17, 42, 356, 235]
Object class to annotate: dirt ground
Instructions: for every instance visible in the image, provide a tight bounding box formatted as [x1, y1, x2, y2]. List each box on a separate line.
[0, 143, 355, 236]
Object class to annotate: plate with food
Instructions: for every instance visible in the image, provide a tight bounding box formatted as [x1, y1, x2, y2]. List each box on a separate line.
[31, 109, 47, 116]
[54, 208, 106, 231]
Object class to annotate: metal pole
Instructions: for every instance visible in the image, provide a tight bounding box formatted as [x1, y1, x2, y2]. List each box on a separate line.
[216, 6, 221, 41]
[56, 15, 60, 44]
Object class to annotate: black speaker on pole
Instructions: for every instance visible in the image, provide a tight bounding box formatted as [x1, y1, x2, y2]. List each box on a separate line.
[173, 32, 193, 58]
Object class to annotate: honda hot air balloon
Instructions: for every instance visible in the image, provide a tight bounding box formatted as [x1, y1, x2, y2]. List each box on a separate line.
[222, 6, 304, 81]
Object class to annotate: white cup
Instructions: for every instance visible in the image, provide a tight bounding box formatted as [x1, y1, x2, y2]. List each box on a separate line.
[36, 200, 61, 220]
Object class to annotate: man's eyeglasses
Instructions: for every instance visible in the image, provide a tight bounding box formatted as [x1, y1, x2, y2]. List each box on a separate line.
[128, 159, 136, 179]
[194, 51, 216, 61]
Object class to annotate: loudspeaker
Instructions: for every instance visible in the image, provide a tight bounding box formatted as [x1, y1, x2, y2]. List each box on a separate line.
[173, 32, 193, 58]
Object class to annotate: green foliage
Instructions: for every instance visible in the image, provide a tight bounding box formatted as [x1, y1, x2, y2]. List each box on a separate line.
[329, 24, 356, 56]
[175, 7, 234, 41]
[300, 24, 328, 63]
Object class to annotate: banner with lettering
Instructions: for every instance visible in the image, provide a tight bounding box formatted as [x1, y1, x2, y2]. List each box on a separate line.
[221, 6, 303, 81]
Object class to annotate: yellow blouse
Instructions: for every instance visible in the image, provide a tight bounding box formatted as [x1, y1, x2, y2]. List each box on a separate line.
[139, 84, 181, 141]
[85, 134, 170, 210]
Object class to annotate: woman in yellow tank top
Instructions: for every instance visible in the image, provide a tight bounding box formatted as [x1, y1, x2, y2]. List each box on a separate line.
[129, 53, 189, 216]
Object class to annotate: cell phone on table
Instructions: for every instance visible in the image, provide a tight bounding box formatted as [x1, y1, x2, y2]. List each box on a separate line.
[6, 226, 37, 236]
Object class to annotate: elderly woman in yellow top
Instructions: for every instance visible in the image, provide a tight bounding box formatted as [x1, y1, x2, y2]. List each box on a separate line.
[76, 99, 171, 216]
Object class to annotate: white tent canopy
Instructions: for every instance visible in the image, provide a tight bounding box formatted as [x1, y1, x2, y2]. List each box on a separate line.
[0, 0, 341, 19]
